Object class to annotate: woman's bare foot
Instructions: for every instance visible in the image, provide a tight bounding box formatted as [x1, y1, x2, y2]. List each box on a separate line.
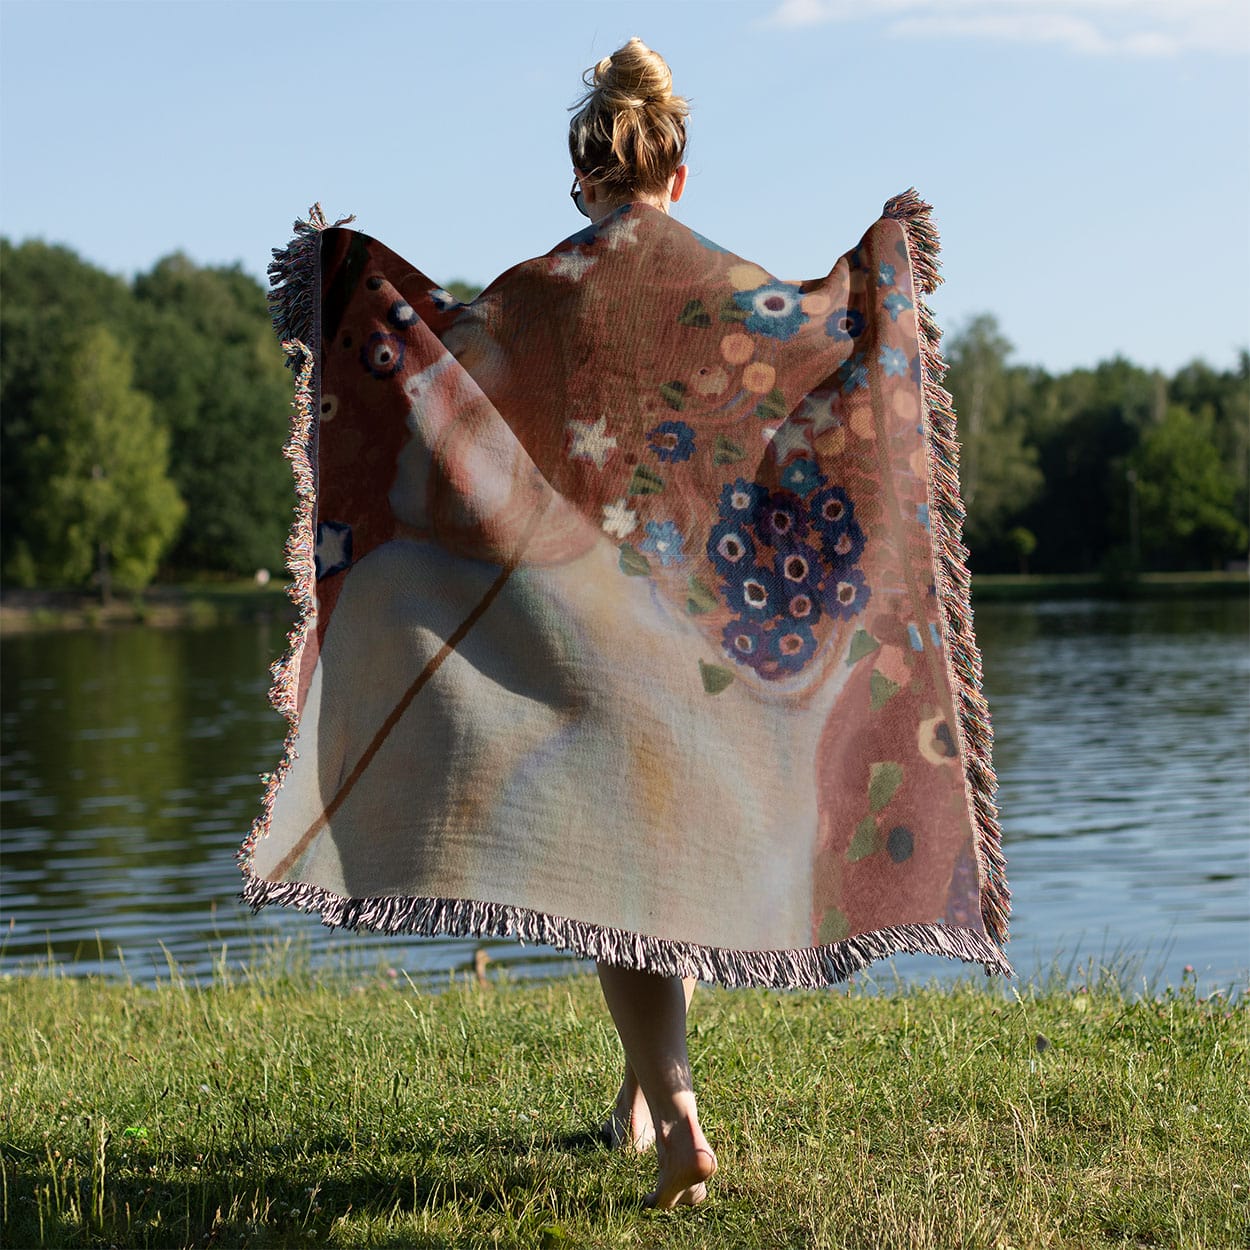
[601, 1074, 655, 1151]
[644, 1114, 717, 1209]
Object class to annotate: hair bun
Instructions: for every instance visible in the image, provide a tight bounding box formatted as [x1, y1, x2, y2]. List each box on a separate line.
[568, 38, 689, 197]
[594, 36, 673, 110]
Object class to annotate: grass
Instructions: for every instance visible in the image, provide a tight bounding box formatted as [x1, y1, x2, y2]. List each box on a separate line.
[1, 956, 1246, 1250]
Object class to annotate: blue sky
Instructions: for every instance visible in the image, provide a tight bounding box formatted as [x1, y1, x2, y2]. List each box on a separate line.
[2, 0, 1246, 375]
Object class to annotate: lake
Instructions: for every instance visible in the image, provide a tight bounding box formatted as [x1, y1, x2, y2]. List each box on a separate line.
[2, 596, 1247, 994]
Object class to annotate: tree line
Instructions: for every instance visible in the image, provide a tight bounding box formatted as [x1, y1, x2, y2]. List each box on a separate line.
[1, 238, 1245, 595]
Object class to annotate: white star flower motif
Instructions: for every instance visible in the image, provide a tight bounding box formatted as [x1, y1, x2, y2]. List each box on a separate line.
[764, 419, 815, 463]
[795, 392, 843, 435]
[602, 216, 640, 250]
[811, 400, 844, 437]
[566, 415, 617, 469]
[551, 249, 597, 281]
[315, 520, 352, 579]
[601, 497, 638, 538]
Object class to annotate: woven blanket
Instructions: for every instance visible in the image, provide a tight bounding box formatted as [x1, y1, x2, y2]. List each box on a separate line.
[237, 190, 1012, 987]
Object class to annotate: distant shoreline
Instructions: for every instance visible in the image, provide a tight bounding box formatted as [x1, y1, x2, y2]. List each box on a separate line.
[0, 570, 1245, 635]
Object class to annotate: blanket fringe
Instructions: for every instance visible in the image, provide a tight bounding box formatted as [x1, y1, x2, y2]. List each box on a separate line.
[883, 188, 1011, 947]
[237, 205, 348, 875]
[238, 195, 1012, 986]
[266, 203, 355, 355]
[239, 869, 1014, 989]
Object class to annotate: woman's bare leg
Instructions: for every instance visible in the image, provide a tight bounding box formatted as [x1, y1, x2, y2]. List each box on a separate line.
[596, 963, 717, 1208]
[602, 976, 696, 1151]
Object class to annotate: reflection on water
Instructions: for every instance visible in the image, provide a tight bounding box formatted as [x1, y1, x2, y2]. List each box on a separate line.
[2, 597, 1246, 991]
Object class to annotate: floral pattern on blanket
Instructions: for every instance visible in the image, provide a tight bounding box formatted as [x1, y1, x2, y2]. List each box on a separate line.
[240, 193, 1009, 985]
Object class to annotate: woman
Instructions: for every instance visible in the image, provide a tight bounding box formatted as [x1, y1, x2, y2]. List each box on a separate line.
[568, 38, 717, 1210]
[240, 37, 1010, 1213]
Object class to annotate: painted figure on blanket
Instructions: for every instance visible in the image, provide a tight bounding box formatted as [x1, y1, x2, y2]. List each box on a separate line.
[241, 35, 1011, 1212]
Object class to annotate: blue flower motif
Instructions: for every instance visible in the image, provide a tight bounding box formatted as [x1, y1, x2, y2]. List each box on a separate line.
[879, 346, 909, 378]
[360, 332, 405, 378]
[809, 484, 856, 540]
[823, 519, 866, 568]
[916, 503, 930, 531]
[646, 419, 696, 463]
[837, 352, 869, 394]
[315, 520, 353, 580]
[825, 306, 866, 341]
[718, 478, 769, 523]
[822, 567, 871, 621]
[877, 262, 896, 288]
[779, 458, 824, 497]
[733, 282, 809, 342]
[722, 618, 767, 669]
[721, 564, 782, 620]
[753, 489, 811, 551]
[774, 542, 824, 592]
[883, 291, 913, 322]
[767, 621, 818, 674]
[910, 353, 924, 387]
[774, 548, 824, 626]
[639, 518, 686, 566]
[707, 519, 757, 576]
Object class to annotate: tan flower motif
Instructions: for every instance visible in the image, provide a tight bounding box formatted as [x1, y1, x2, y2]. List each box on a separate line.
[720, 333, 754, 365]
[691, 365, 729, 396]
[743, 362, 776, 394]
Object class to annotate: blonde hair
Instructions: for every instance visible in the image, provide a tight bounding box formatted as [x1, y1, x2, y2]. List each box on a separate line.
[568, 37, 689, 198]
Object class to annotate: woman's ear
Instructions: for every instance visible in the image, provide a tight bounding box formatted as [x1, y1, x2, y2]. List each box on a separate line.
[575, 168, 599, 207]
[669, 164, 688, 203]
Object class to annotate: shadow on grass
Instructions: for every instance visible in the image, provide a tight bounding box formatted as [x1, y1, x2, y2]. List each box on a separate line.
[4, 1126, 639, 1250]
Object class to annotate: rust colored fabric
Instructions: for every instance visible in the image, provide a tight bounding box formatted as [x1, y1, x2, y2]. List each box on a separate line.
[237, 192, 1011, 987]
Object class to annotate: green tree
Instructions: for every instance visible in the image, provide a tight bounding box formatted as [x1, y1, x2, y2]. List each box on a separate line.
[1169, 353, 1250, 537]
[1, 239, 138, 580]
[131, 255, 293, 574]
[1018, 356, 1164, 573]
[444, 279, 483, 303]
[942, 315, 1043, 565]
[25, 326, 185, 596]
[1128, 405, 1246, 570]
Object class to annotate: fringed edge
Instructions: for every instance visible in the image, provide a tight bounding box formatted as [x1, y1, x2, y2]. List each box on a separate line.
[882, 188, 1011, 948]
[239, 868, 1014, 989]
[265, 203, 355, 357]
[237, 206, 348, 876]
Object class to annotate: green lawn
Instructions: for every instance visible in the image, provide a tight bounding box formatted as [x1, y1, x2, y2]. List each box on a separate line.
[1, 962, 1246, 1249]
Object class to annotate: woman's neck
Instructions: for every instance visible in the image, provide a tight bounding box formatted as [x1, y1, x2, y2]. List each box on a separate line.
[588, 194, 670, 225]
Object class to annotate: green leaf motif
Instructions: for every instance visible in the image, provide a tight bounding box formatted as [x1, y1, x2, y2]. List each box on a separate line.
[719, 295, 749, 323]
[846, 629, 880, 665]
[686, 575, 718, 615]
[868, 761, 904, 813]
[618, 543, 651, 576]
[712, 434, 746, 464]
[699, 660, 735, 695]
[818, 907, 850, 944]
[847, 817, 880, 863]
[678, 299, 712, 329]
[754, 387, 789, 423]
[659, 381, 687, 410]
[870, 670, 900, 711]
[627, 464, 665, 496]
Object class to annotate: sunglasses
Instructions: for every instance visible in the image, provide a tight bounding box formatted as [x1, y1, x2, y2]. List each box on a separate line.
[570, 176, 589, 218]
